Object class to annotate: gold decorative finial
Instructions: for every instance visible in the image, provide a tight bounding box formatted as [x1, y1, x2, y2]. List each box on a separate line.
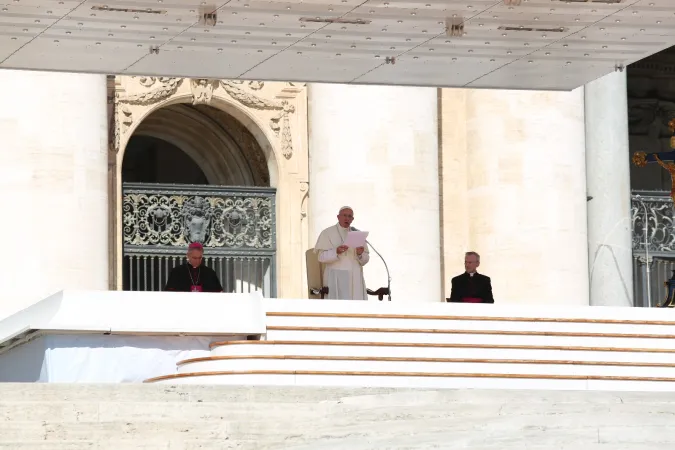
[632, 151, 648, 168]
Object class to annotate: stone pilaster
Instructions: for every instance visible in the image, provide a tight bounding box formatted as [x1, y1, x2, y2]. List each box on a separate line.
[308, 84, 442, 302]
[0, 70, 109, 318]
[464, 88, 589, 306]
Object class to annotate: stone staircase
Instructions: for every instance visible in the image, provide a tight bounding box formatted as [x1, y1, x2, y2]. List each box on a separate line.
[5, 301, 675, 448]
[145, 300, 675, 392]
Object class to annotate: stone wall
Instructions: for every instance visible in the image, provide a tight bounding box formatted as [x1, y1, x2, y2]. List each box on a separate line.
[0, 384, 672, 449]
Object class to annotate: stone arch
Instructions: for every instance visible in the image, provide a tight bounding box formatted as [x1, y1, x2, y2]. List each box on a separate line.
[127, 103, 269, 186]
[114, 93, 283, 291]
[110, 77, 309, 298]
[119, 93, 280, 188]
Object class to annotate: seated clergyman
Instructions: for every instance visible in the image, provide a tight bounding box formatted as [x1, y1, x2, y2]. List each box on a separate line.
[447, 251, 494, 304]
[164, 242, 223, 292]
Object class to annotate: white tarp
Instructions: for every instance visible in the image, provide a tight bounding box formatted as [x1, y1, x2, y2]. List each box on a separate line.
[0, 333, 236, 383]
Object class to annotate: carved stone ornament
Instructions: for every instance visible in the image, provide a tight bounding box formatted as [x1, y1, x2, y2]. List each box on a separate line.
[190, 79, 217, 105]
[114, 77, 184, 148]
[114, 76, 298, 160]
[122, 76, 183, 105]
[220, 80, 296, 159]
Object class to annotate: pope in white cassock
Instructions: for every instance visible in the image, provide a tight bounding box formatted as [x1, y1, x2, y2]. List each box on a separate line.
[314, 206, 370, 300]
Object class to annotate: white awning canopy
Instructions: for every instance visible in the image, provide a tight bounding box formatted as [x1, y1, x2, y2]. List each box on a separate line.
[0, 0, 672, 90]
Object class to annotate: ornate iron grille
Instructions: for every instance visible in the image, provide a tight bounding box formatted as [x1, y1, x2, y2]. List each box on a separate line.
[632, 190, 675, 307]
[122, 183, 276, 297]
[632, 190, 675, 255]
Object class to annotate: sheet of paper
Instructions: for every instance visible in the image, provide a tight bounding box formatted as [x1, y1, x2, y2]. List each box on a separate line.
[343, 231, 369, 248]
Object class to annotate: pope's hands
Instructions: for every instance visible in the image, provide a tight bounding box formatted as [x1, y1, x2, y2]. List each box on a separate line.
[356, 247, 364, 255]
[337, 245, 349, 254]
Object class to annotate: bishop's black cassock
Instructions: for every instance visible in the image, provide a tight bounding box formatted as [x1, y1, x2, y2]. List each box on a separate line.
[164, 263, 223, 293]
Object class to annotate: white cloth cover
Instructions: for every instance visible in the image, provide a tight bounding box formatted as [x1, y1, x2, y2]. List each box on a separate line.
[0, 333, 239, 383]
[314, 224, 370, 300]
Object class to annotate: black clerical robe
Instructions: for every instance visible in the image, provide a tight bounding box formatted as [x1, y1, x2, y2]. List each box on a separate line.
[447, 272, 494, 304]
[164, 263, 223, 293]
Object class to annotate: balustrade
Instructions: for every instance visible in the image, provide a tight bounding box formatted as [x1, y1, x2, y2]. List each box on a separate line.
[122, 183, 276, 297]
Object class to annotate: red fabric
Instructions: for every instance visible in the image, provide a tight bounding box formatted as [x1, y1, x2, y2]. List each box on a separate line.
[461, 297, 483, 303]
[190, 285, 203, 292]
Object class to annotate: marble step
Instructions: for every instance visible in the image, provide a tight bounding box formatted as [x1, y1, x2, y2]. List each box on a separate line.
[174, 354, 675, 378]
[263, 326, 675, 349]
[208, 341, 675, 363]
[265, 312, 675, 335]
[145, 370, 675, 392]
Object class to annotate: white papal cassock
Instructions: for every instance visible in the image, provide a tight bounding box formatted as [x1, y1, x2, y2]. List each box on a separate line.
[314, 224, 370, 300]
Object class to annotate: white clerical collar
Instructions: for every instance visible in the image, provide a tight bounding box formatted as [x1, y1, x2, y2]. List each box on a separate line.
[468, 271, 476, 277]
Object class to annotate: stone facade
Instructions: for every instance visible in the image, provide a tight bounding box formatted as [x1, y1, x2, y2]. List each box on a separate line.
[108, 73, 629, 306]
[0, 69, 638, 318]
[109, 77, 309, 298]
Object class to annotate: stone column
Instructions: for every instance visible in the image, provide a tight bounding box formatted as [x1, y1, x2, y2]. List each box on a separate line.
[585, 72, 634, 307]
[465, 89, 589, 306]
[308, 84, 441, 302]
[0, 70, 109, 319]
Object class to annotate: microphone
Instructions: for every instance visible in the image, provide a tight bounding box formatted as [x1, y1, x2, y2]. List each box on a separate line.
[351, 226, 391, 301]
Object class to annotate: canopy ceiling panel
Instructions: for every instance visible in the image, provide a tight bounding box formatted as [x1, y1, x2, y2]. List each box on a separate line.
[0, 0, 673, 90]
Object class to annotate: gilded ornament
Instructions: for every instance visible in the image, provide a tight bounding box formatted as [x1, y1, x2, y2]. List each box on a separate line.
[632, 151, 647, 168]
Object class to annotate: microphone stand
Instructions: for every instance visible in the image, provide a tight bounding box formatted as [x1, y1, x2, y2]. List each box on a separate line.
[367, 240, 391, 301]
[352, 226, 391, 301]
